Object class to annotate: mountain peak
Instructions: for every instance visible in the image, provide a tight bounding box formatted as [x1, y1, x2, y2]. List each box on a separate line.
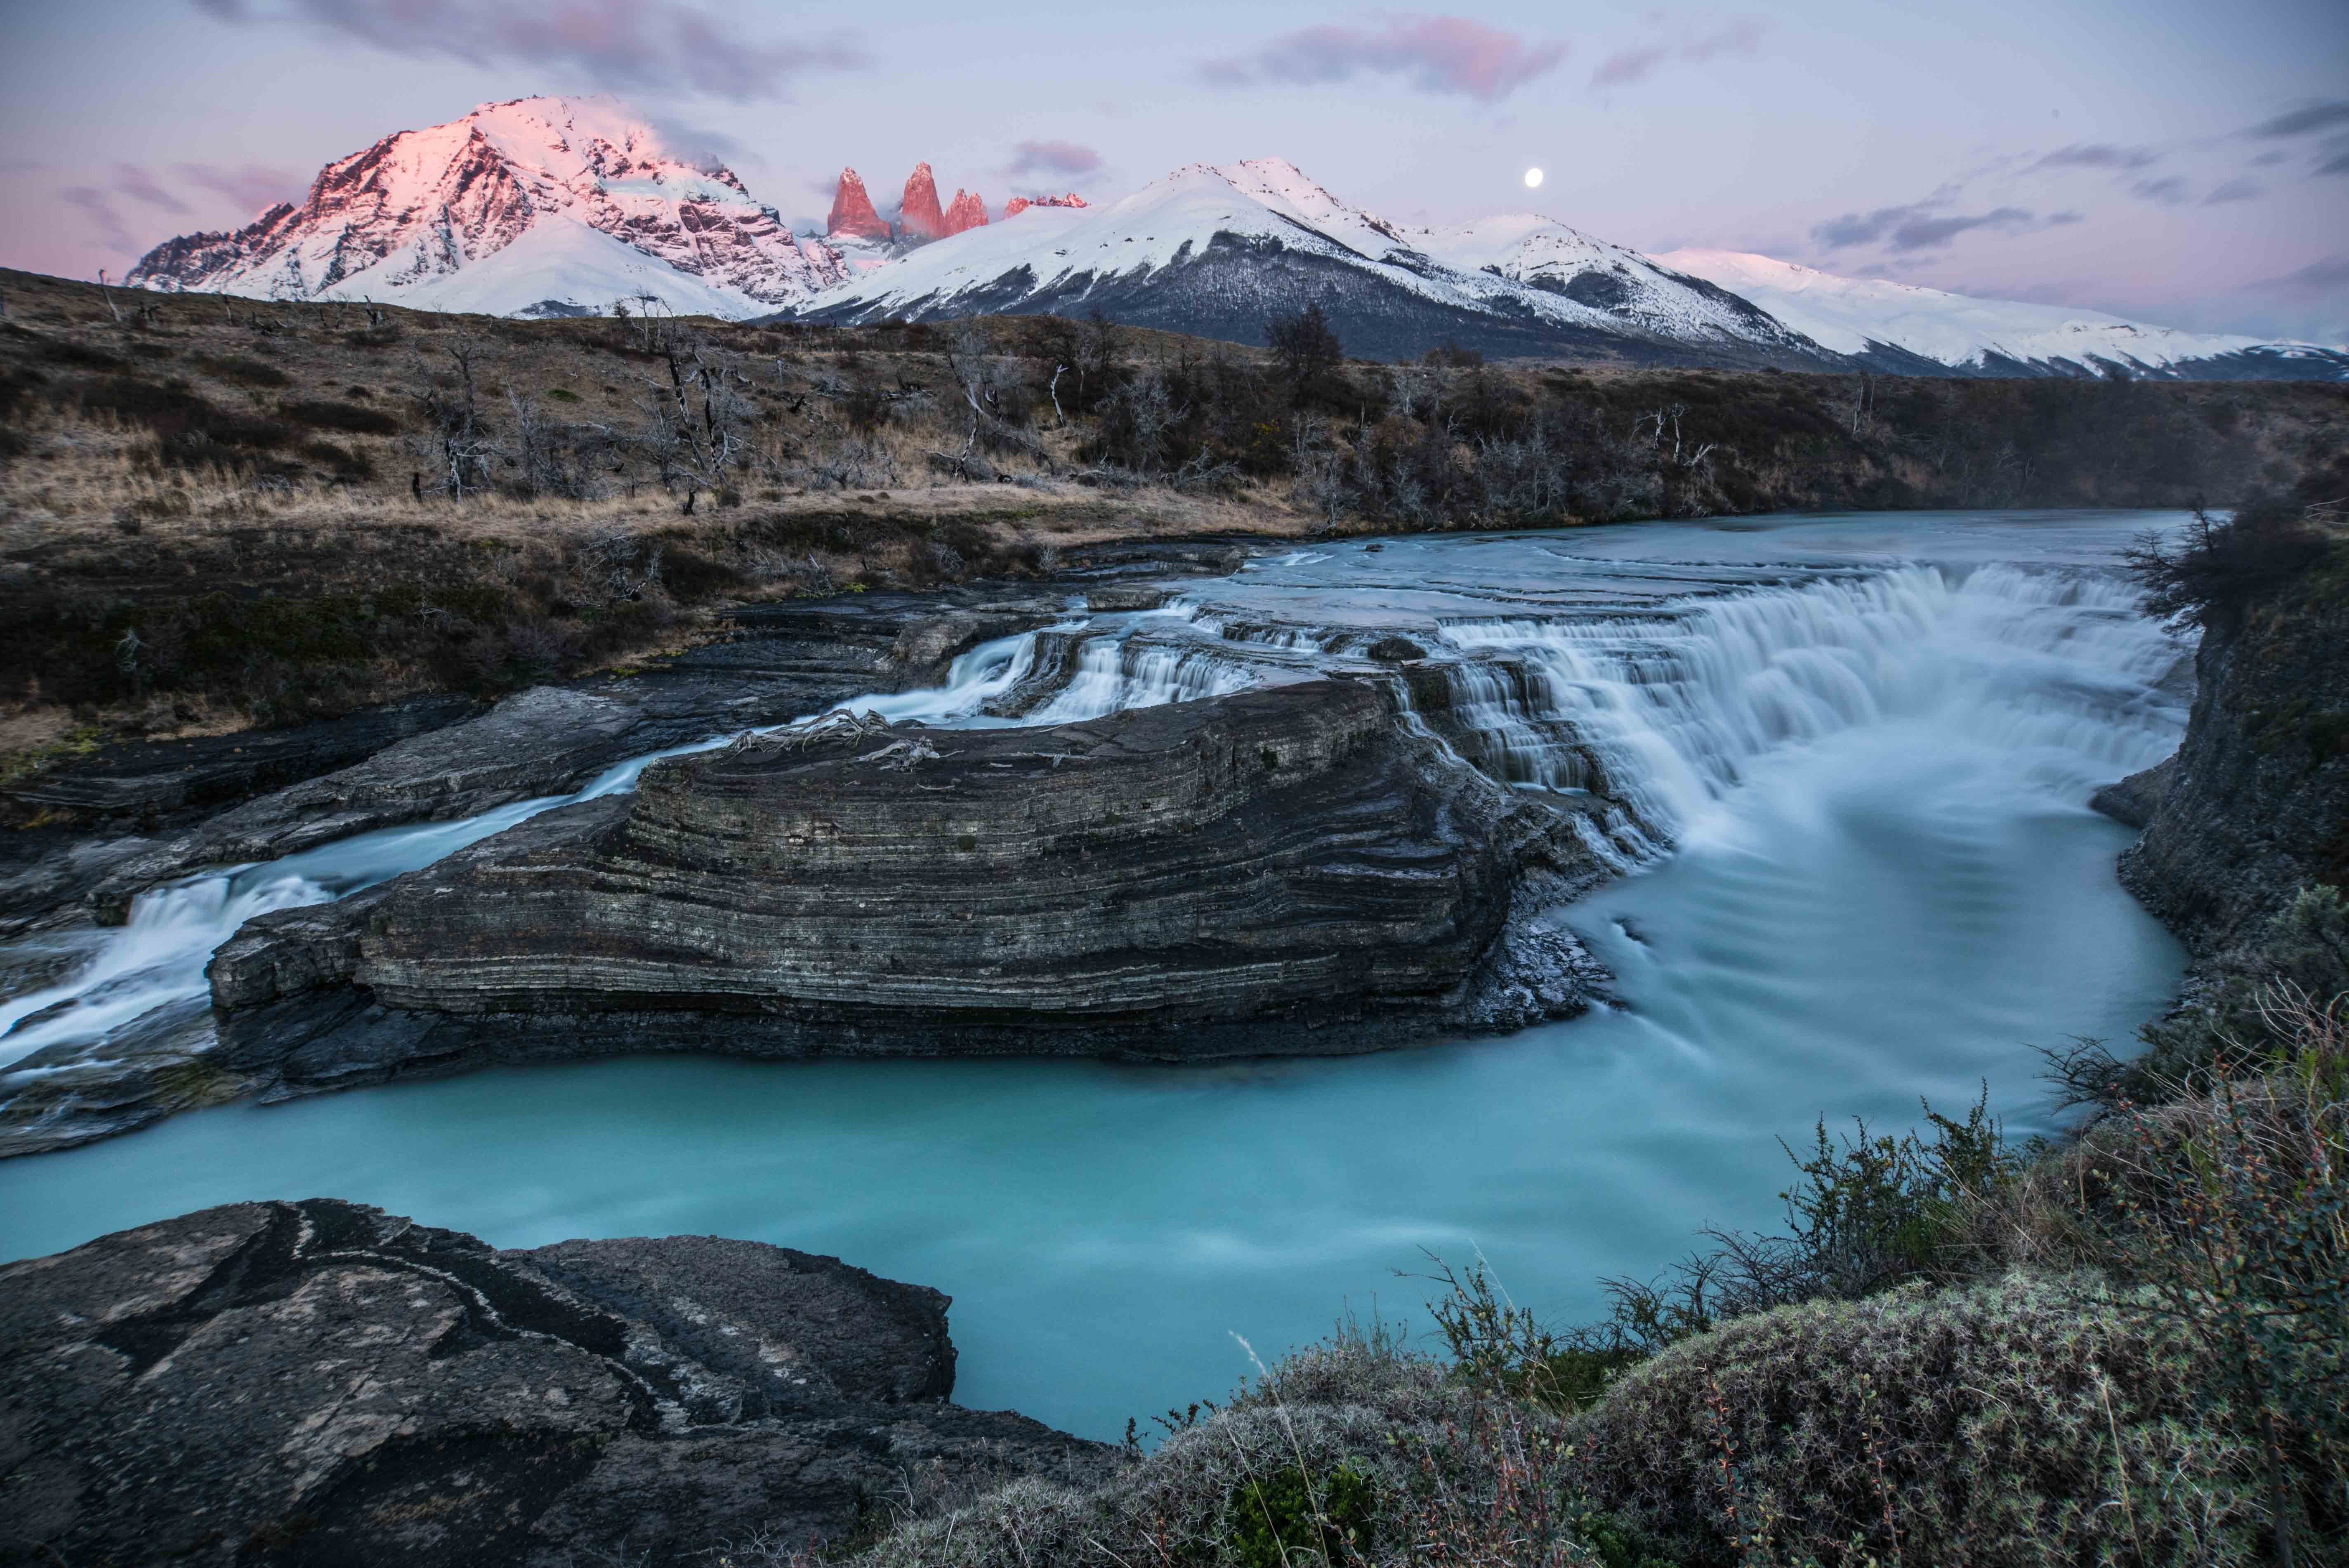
[901, 163, 945, 241]
[828, 167, 889, 241]
[126, 96, 848, 318]
[942, 189, 989, 237]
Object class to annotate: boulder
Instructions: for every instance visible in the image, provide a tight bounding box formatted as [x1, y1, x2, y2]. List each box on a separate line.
[0, 1199, 1116, 1566]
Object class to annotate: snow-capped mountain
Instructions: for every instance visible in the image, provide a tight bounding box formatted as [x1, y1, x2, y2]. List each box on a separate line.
[1652, 250, 2349, 380]
[127, 97, 849, 319]
[780, 159, 1834, 368]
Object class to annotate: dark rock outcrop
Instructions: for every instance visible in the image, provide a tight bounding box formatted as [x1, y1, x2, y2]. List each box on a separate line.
[0, 1199, 1113, 1566]
[79, 595, 1070, 924]
[211, 677, 1610, 1100]
[2116, 564, 2349, 957]
[1, 693, 486, 826]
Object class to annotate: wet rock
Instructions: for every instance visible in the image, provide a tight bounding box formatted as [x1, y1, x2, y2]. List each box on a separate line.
[0, 693, 486, 826]
[2089, 754, 2176, 830]
[0, 1199, 1114, 1567]
[76, 595, 1070, 924]
[2118, 577, 2349, 956]
[214, 679, 1613, 1099]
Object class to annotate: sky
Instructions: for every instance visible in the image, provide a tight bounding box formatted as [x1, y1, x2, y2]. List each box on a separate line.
[2, 0, 2344, 343]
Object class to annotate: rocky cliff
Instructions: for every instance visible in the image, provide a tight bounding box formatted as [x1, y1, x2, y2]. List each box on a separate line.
[208, 677, 1611, 1101]
[2110, 538, 2349, 958]
[0, 1199, 1113, 1566]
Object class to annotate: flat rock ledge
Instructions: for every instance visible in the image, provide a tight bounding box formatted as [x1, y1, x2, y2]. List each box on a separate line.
[211, 677, 1613, 1102]
[0, 1198, 1117, 1566]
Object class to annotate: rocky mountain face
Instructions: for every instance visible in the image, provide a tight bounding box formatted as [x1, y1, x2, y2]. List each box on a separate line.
[825, 166, 889, 241]
[1000, 193, 1090, 217]
[943, 188, 990, 236]
[204, 675, 1608, 1100]
[899, 161, 946, 241]
[125, 96, 850, 320]
[0, 1198, 1114, 1566]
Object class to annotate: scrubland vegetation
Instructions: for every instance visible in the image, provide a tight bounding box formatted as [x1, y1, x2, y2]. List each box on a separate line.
[736, 493, 2349, 1568]
[751, 895, 2345, 1568]
[2, 266, 2343, 774]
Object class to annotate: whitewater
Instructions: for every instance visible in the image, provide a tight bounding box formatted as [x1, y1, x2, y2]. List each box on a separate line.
[0, 509, 2193, 1442]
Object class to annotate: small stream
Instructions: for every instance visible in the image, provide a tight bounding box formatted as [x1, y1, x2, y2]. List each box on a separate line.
[0, 509, 2192, 1443]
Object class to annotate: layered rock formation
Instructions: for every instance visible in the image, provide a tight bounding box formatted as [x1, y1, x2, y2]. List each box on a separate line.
[943, 188, 990, 236]
[899, 163, 946, 241]
[209, 677, 1610, 1100]
[0, 1199, 1114, 1566]
[826, 166, 891, 241]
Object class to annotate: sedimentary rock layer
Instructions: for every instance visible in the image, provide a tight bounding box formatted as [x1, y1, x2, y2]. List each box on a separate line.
[212, 677, 1610, 1098]
[0, 1199, 1113, 1566]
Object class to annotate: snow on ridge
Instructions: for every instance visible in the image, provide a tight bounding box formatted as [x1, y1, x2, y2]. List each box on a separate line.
[791, 158, 1802, 351]
[1651, 248, 2339, 370]
[128, 94, 847, 320]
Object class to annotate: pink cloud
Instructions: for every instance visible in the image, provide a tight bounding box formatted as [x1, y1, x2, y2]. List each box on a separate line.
[1204, 15, 1565, 102]
[1008, 139, 1103, 179]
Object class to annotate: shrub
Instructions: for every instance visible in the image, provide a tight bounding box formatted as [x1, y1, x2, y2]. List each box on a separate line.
[2122, 493, 2333, 627]
[280, 398, 401, 435]
[191, 353, 290, 387]
[2072, 986, 2349, 1563]
[1570, 1276, 2268, 1567]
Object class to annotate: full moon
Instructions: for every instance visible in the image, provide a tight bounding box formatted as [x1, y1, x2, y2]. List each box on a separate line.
[1523, 167, 1544, 189]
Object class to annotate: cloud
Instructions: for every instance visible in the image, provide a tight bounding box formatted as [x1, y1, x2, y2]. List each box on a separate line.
[2320, 137, 2349, 177]
[2204, 177, 2264, 205]
[172, 161, 303, 217]
[1203, 15, 1564, 101]
[110, 164, 190, 215]
[58, 186, 138, 257]
[2246, 100, 2349, 139]
[196, 0, 865, 102]
[1007, 139, 1103, 180]
[646, 116, 755, 171]
[1589, 18, 1765, 87]
[2131, 175, 2189, 205]
[2246, 256, 2349, 296]
[1812, 196, 2043, 252]
[2028, 142, 2158, 172]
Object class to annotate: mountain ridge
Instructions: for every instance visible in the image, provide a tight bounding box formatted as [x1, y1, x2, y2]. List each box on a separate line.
[116, 98, 2345, 380]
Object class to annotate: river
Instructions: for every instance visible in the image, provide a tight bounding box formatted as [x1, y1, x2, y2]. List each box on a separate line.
[0, 509, 2191, 1442]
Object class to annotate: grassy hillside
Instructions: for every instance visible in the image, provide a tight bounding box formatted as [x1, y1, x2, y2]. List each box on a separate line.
[2, 265, 2342, 775]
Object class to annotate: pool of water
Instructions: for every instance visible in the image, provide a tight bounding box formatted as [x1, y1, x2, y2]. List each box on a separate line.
[0, 510, 2193, 1442]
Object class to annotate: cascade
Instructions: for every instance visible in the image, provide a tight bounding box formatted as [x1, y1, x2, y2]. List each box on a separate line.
[0, 537, 2188, 1082]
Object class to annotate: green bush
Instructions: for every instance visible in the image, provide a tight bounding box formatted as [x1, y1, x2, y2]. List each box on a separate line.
[1570, 1276, 2268, 1567]
[1228, 1462, 1377, 1568]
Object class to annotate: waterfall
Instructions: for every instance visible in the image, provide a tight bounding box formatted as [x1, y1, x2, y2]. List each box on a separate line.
[1427, 562, 2185, 855]
[0, 529, 2189, 1081]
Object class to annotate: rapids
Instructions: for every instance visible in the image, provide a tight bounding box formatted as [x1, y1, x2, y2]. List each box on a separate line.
[0, 509, 2193, 1443]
